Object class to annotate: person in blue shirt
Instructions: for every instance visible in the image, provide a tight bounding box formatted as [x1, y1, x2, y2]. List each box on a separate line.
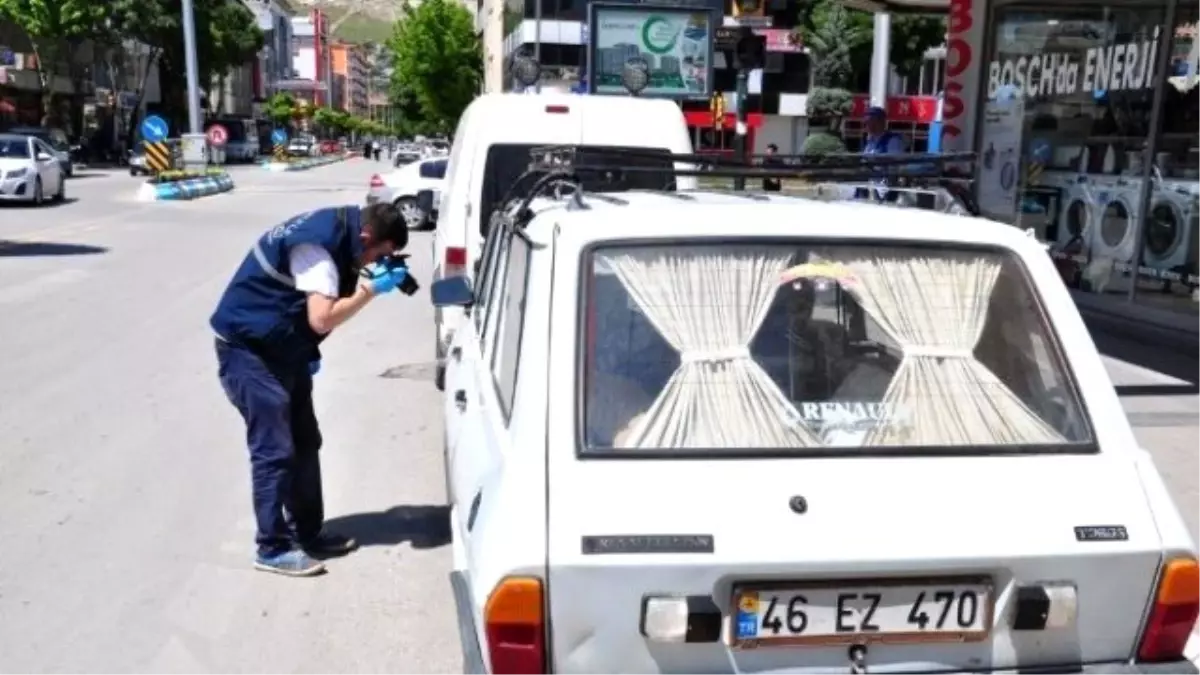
[210, 203, 413, 577]
[860, 106, 906, 202]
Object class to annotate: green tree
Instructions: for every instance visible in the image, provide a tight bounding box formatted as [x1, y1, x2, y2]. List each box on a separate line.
[0, 0, 114, 127]
[387, 0, 481, 134]
[264, 92, 296, 127]
[117, 0, 262, 131]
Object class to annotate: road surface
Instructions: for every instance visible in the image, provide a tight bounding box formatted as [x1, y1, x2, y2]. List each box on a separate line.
[0, 160, 1195, 672]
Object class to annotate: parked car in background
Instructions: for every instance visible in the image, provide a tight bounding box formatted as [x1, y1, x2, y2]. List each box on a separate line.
[0, 133, 67, 204]
[128, 146, 150, 176]
[286, 136, 317, 158]
[8, 126, 73, 177]
[366, 156, 447, 230]
[393, 148, 421, 167]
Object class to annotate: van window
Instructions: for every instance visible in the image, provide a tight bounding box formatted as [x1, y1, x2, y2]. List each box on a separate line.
[479, 144, 677, 235]
[491, 236, 531, 420]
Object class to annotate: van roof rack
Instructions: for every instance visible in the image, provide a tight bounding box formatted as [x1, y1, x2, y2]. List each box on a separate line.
[494, 146, 980, 231]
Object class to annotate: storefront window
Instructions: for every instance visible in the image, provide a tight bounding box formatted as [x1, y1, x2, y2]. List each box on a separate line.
[1133, 6, 1198, 316]
[981, 0, 1198, 319]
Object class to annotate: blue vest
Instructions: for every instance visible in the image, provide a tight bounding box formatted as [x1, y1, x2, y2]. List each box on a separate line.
[210, 206, 365, 366]
[864, 131, 900, 155]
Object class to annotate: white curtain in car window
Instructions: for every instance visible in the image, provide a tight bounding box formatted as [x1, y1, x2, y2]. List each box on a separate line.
[599, 246, 819, 449]
[822, 248, 1065, 446]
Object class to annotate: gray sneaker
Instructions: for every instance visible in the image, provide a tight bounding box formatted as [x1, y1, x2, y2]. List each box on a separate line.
[254, 549, 326, 577]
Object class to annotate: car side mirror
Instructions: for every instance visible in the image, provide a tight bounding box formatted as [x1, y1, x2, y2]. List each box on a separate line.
[36, 152, 53, 161]
[430, 275, 474, 308]
[415, 189, 436, 216]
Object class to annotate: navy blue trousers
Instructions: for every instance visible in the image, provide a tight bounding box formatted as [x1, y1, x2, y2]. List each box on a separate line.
[216, 339, 324, 557]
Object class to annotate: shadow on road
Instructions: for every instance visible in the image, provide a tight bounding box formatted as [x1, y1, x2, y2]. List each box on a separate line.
[1090, 324, 1199, 396]
[0, 197, 80, 209]
[323, 504, 450, 550]
[0, 240, 107, 257]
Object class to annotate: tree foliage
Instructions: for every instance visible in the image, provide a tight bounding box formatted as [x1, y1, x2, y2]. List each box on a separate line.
[805, 2, 861, 90]
[800, 0, 946, 90]
[387, 0, 481, 134]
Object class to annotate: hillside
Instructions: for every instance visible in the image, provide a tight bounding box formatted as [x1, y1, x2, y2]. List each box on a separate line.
[288, 1, 403, 44]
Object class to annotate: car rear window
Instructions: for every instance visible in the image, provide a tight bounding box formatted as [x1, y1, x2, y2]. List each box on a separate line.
[479, 143, 676, 235]
[580, 242, 1093, 454]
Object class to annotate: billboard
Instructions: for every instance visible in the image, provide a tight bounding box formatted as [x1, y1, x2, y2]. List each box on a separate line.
[587, 3, 715, 98]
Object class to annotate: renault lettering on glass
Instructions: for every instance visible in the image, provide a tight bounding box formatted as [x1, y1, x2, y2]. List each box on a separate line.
[732, 578, 993, 648]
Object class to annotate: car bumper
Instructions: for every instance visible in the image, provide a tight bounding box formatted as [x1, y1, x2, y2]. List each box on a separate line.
[0, 175, 35, 200]
[1006, 663, 1197, 674]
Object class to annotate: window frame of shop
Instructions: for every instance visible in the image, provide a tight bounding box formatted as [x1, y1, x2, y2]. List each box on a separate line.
[974, 0, 1197, 320]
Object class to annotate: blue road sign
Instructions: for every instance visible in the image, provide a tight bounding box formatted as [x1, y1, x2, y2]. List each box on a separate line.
[140, 115, 168, 143]
[271, 128, 288, 145]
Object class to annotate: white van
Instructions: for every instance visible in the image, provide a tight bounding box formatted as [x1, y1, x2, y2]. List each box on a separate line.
[428, 93, 696, 389]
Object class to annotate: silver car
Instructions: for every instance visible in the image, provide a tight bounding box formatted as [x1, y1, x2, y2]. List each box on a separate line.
[8, 126, 73, 177]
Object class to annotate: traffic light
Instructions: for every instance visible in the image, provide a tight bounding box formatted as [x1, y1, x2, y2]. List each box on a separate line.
[733, 29, 766, 70]
[731, 0, 765, 21]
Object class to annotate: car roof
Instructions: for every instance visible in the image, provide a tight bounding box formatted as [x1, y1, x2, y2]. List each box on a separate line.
[517, 189, 1036, 254]
[0, 133, 33, 142]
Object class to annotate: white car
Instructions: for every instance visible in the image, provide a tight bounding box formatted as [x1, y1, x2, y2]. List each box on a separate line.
[366, 157, 446, 230]
[431, 155, 1199, 674]
[0, 133, 66, 205]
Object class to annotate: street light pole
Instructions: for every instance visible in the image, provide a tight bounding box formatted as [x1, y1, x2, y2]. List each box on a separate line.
[180, 0, 207, 169]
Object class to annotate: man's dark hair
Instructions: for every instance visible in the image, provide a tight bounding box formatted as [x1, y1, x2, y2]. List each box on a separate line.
[362, 202, 408, 249]
[767, 143, 779, 152]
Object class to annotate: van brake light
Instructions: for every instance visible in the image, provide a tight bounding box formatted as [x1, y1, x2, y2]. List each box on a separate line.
[1137, 557, 1200, 662]
[545, 104, 570, 114]
[445, 246, 467, 277]
[369, 174, 384, 188]
[484, 576, 545, 674]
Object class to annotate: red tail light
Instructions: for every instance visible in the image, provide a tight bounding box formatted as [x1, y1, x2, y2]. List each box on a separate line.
[369, 174, 384, 188]
[545, 104, 570, 114]
[1138, 557, 1199, 662]
[445, 246, 467, 277]
[484, 577, 545, 674]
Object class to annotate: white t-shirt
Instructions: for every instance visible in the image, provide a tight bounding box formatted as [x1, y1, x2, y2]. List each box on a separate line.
[289, 243, 340, 298]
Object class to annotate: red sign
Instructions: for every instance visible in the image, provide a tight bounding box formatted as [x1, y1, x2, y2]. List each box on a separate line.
[849, 95, 939, 124]
[206, 124, 228, 145]
[683, 111, 765, 129]
[943, 0, 974, 143]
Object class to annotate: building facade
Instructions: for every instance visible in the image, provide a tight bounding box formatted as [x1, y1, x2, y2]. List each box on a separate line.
[936, 0, 1198, 331]
[240, 0, 297, 106]
[290, 10, 333, 107]
[329, 41, 370, 115]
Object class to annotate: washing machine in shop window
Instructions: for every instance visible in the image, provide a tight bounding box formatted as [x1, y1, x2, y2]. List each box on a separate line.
[1142, 184, 1200, 285]
[1093, 185, 1141, 261]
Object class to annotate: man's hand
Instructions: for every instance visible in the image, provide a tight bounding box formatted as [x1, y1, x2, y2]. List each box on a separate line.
[365, 265, 410, 295]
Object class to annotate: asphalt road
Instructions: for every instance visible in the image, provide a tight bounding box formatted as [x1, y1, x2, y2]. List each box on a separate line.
[0, 160, 1195, 672]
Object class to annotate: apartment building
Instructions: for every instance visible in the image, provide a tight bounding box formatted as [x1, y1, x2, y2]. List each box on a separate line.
[240, 0, 297, 104]
[329, 41, 370, 115]
[290, 10, 333, 106]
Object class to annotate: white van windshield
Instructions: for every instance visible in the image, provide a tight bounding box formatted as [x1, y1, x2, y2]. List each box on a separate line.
[480, 143, 675, 235]
[581, 243, 1093, 454]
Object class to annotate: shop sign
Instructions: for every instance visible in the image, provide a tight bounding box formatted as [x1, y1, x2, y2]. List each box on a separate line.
[849, 95, 939, 124]
[987, 27, 1161, 100]
[0, 46, 14, 67]
[942, 0, 974, 143]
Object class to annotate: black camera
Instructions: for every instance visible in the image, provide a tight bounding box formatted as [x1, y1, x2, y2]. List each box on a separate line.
[372, 254, 421, 296]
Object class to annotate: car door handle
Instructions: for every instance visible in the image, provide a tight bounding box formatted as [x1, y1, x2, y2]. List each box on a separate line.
[454, 389, 467, 410]
[450, 346, 462, 361]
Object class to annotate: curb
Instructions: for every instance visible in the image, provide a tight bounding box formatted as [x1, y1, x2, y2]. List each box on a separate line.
[261, 152, 354, 172]
[137, 173, 235, 201]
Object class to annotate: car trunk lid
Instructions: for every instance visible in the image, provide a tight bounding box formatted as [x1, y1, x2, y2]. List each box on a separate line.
[546, 454, 1162, 673]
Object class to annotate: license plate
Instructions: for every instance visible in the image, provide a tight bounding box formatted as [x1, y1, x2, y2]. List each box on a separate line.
[731, 578, 993, 648]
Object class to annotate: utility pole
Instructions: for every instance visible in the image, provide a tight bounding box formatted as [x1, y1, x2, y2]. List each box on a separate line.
[533, 0, 542, 92]
[869, 13, 891, 106]
[731, 27, 764, 191]
[180, 0, 207, 170]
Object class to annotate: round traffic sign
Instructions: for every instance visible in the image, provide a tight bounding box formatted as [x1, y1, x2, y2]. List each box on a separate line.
[271, 128, 288, 145]
[140, 114, 168, 143]
[207, 124, 228, 145]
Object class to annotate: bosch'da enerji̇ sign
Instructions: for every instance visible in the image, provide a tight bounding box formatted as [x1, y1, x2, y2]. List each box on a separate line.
[987, 25, 1164, 100]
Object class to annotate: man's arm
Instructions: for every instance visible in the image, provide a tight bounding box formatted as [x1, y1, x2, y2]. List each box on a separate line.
[289, 244, 375, 335]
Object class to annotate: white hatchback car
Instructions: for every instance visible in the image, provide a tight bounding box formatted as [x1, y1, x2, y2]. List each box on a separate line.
[432, 164, 1199, 674]
[0, 133, 66, 205]
[367, 157, 446, 230]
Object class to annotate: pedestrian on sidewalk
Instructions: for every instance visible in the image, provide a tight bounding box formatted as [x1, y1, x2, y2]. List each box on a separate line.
[210, 203, 415, 577]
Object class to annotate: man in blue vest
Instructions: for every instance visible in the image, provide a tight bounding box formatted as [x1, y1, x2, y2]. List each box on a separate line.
[862, 105, 905, 202]
[211, 202, 413, 577]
